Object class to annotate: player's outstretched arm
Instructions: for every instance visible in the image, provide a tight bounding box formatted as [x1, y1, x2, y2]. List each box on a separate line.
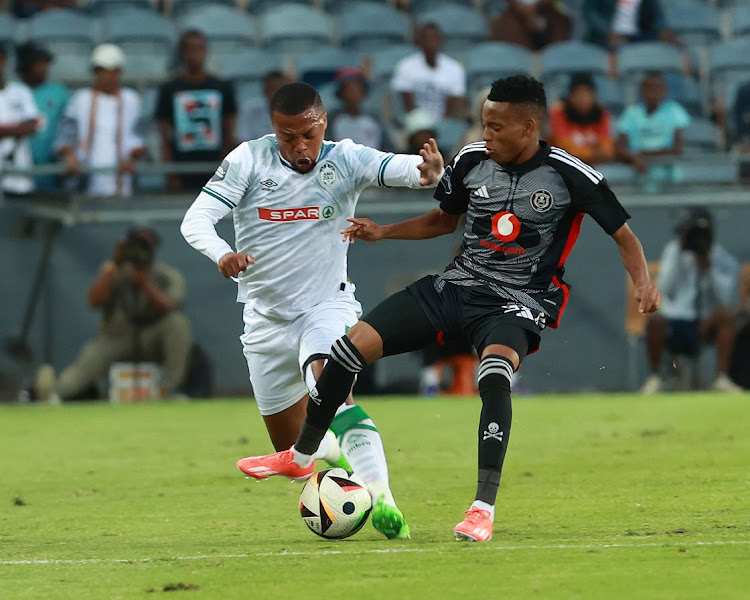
[375, 138, 445, 189]
[612, 223, 661, 314]
[341, 208, 460, 243]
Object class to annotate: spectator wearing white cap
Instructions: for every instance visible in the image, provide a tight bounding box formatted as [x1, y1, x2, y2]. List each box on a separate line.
[56, 44, 145, 197]
[401, 108, 438, 154]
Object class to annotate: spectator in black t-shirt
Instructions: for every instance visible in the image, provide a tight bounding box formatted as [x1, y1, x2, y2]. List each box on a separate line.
[155, 30, 237, 191]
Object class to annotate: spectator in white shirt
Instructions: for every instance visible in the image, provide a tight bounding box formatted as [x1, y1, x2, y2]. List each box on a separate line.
[391, 23, 467, 121]
[0, 45, 40, 197]
[56, 44, 145, 197]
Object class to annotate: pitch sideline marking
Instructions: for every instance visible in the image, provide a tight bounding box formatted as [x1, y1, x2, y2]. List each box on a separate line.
[2, 539, 749, 566]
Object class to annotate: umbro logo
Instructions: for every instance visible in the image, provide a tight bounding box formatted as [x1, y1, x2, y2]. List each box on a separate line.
[260, 179, 278, 190]
[473, 185, 490, 199]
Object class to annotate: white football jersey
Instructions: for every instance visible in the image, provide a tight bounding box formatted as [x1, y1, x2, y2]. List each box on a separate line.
[182, 135, 428, 320]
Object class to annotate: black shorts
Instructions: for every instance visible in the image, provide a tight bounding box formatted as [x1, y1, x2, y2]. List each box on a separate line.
[361, 275, 544, 361]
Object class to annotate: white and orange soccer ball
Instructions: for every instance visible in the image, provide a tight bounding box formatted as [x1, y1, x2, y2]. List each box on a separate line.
[299, 468, 372, 539]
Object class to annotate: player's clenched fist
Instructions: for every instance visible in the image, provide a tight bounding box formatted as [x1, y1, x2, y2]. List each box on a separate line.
[218, 252, 255, 278]
[635, 283, 661, 314]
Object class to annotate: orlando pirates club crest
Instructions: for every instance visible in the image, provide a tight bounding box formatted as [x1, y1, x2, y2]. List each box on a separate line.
[318, 162, 337, 189]
[530, 189, 553, 212]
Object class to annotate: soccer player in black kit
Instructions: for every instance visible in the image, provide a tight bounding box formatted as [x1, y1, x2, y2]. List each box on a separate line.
[238, 76, 662, 542]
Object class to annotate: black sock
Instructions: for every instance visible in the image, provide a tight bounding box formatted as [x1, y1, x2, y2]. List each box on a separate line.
[296, 336, 365, 455]
[475, 355, 514, 506]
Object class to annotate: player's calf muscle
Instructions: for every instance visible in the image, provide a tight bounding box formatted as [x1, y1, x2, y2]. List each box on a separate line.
[347, 321, 384, 364]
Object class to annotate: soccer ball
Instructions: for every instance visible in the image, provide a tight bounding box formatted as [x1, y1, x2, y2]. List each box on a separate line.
[299, 468, 372, 539]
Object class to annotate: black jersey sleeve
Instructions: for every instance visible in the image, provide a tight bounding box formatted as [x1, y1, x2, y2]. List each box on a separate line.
[433, 143, 487, 215]
[547, 148, 630, 235]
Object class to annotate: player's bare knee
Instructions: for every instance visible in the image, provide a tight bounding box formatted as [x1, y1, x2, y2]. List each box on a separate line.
[481, 344, 520, 370]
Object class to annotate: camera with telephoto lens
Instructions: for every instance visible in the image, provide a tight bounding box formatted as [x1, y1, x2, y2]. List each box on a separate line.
[679, 208, 713, 256]
[119, 232, 155, 268]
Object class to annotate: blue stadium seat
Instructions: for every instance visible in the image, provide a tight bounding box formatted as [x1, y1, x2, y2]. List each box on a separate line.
[664, 1, 721, 47]
[215, 48, 284, 84]
[294, 46, 356, 87]
[465, 42, 533, 93]
[617, 42, 685, 86]
[591, 75, 626, 117]
[171, 0, 237, 17]
[322, 0, 390, 13]
[483, 0, 508, 16]
[122, 53, 170, 84]
[179, 6, 256, 54]
[85, 0, 153, 15]
[416, 5, 487, 53]
[709, 37, 750, 92]
[410, 0, 476, 12]
[26, 9, 96, 56]
[540, 41, 608, 89]
[0, 13, 17, 53]
[249, 0, 309, 13]
[731, 4, 750, 38]
[338, 3, 411, 52]
[597, 163, 637, 185]
[664, 73, 704, 117]
[103, 9, 175, 56]
[680, 163, 736, 184]
[435, 118, 468, 156]
[48, 55, 91, 84]
[259, 4, 335, 52]
[368, 44, 417, 84]
[682, 118, 721, 154]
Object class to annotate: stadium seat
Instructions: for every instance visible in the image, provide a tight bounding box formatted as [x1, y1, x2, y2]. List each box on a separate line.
[48, 54, 91, 84]
[0, 13, 16, 53]
[435, 118, 468, 156]
[731, 4, 750, 38]
[338, 3, 411, 52]
[682, 118, 721, 154]
[122, 53, 170, 85]
[664, 1, 721, 47]
[26, 9, 96, 56]
[465, 42, 533, 93]
[368, 44, 417, 84]
[416, 5, 487, 53]
[259, 4, 335, 52]
[85, 0, 153, 15]
[592, 75, 626, 117]
[410, 0, 476, 12]
[617, 42, 685, 86]
[664, 73, 704, 118]
[178, 6, 256, 54]
[103, 9, 176, 57]
[540, 41, 608, 89]
[322, 0, 390, 13]
[598, 163, 637, 185]
[679, 162, 737, 184]
[215, 48, 284, 84]
[708, 37, 750, 92]
[294, 46, 356, 88]
[171, 0, 237, 17]
[483, 0, 508, 16]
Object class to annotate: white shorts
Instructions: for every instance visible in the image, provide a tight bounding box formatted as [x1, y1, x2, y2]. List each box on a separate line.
[240, 290, 362, 416]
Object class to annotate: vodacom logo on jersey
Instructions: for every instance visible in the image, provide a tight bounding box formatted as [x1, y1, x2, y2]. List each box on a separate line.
[480, 211, 526, 255]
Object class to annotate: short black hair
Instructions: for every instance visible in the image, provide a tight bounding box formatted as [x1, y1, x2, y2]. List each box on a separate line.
[568, 72, 596, 93]
[488, 75, 547, 115]
[270, 82, 324, 116]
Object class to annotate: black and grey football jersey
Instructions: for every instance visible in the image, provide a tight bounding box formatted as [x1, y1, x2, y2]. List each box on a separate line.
[433, 141, 630, 325]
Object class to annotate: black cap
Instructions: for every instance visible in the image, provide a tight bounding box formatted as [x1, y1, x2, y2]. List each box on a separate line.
[16, 42, 54, 74]
[677, 206, 713, 233]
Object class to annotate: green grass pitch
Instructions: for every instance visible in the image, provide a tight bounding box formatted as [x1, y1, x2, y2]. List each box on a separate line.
[1, 393, 749, 599]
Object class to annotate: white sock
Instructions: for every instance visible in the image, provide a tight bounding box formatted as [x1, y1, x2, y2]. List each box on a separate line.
[319, 430, 343, 464]
[291, 446, 315, 468]
[334, 405, 396, 505]
[471, 500, 495, 521]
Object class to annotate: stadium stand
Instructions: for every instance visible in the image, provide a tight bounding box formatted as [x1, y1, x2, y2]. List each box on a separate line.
[417, 4, 488, 53]
[464, 42, 533, 93]
[177, 5, 256, 55]
[259, 4, 335, 52]
[338, 3, 411, 52]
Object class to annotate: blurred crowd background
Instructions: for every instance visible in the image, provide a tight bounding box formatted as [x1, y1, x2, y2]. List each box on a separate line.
[1, 0, 749, 401]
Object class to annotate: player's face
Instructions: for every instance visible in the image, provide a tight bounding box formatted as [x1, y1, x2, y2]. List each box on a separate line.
[272, 109, 328, 174]
[481, 100, 537, 164]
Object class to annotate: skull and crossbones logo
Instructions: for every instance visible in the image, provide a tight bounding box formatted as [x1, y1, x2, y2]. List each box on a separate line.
[483, 422, 504, 442]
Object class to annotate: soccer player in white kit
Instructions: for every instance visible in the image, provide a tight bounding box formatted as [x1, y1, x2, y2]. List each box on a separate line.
[180, 82, 445, 539]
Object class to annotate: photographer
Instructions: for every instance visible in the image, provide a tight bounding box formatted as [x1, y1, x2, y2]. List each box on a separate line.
[34, 228, 192, 402]
[641, 208, 742, 393]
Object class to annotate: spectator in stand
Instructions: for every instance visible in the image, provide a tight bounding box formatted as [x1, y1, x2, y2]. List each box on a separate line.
[616, 71, 689, 182]
[156, 30, 237, 191]
[391, 23, 466, 121]
[236, 71, 292, 142]
[642, 208, 742, 394]
[56, 44, 145, 197]
[0, 45, 40, 197]
[489, 0, 571, 50]
[549, 73, 615, 165]
[583, 0, 682, 76]
[16, 42, 69, 192]
[401, 108, 437, 154]
[329, 67, 385, 150]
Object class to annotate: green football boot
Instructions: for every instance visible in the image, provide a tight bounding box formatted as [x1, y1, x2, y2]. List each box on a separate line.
[371, 495, 411, 539]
